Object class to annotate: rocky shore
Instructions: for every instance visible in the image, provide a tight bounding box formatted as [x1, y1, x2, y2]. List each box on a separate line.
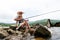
[0, 25, 51, 40]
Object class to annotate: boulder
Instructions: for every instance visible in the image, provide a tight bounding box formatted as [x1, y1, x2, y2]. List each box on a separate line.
[4, 33, 23, 40]
[7, 29, 22, 35]
[0, 28, 9, 39]
[7, 29, 16, 35]
[34, 24, 51, 38]
[10, 26, 16, 31]
[9, 26, 25, 32]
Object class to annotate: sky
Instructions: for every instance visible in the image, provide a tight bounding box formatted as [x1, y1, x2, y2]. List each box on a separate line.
[0, 0, 60, 23]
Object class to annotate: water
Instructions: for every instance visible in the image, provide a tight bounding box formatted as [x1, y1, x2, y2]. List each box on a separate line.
[49, 27, 60, 40]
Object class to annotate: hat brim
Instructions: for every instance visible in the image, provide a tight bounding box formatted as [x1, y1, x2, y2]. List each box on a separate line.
[17, 12, 24, 14]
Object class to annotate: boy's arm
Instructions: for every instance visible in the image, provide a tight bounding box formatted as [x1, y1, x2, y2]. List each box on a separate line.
[14, 17, 19, 27]
[16, 21, 18, 27]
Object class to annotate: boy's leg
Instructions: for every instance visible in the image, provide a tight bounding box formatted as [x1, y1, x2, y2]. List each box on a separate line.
[24, 26, 29, 34]
[16, 22, 25, 30]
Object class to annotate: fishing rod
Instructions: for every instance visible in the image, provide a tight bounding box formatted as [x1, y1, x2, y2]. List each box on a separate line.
[25, 10, 60, 19]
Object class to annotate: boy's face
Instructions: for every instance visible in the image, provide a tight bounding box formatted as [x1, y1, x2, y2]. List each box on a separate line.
[17, 12, 23, 16]
[17, 13, 22, 16]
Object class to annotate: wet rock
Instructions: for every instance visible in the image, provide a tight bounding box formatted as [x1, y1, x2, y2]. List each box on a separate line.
[34, 24, 51, 38]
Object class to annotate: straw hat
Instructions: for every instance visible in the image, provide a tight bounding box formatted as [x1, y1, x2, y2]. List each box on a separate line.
[17, 11, 24, 14]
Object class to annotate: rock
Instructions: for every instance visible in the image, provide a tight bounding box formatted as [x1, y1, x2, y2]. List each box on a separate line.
[7, 28, 23, 35]
[3, 27, 9, 30]
[34, 24, 51, 38]
[4, 35, 23, 40]
[0, 28, 9, 39]
[10, 26, 16, 31]
[7, 29, 16, 35]
[35, 37, 46, 40]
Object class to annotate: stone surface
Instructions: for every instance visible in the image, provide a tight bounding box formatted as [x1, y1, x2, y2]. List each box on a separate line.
[0, 28, 9, 39]
[0, 25, 51, 40]
[35, 37, 46, 40]
[34, 25, 51, 38]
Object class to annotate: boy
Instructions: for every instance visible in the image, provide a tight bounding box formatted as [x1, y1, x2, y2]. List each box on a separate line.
[14, 11, 31, 35]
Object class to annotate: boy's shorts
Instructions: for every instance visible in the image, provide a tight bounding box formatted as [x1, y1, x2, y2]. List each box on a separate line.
[18, 26, 26, 31]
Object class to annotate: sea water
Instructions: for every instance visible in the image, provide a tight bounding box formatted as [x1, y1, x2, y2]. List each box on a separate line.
[49, 27, 60, 40]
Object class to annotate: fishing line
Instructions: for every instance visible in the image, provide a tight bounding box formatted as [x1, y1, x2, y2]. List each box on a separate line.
[25, 10, 60, 19]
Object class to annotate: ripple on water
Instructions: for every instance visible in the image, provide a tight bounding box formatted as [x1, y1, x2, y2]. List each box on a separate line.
[48, 27, 60, 40]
